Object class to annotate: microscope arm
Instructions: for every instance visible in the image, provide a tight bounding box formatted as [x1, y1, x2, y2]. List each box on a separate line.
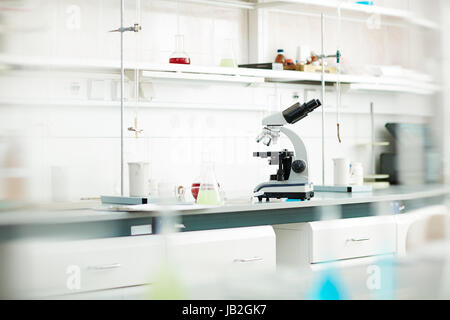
[280, 127, 309, 180]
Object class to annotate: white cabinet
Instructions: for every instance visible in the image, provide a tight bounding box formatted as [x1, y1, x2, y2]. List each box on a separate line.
[0, 226, 275, 299]
[168, 226, 276, 275]
[396, 205, 448, 256]
[274, 216, 397, 268]
[2, 234, 164, 298]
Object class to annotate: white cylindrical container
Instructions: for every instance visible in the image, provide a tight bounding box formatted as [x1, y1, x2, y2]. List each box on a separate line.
[333, 158, 350, 186]
[350, 162, 364, 186]
[296, 45, 311, 64]
[128, 162, 150, 197]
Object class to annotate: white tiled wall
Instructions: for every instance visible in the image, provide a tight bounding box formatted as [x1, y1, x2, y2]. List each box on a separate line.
[0, 0, 439, 202]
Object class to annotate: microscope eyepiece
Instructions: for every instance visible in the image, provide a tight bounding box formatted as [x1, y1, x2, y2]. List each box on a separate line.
[282, 99, 321, 124]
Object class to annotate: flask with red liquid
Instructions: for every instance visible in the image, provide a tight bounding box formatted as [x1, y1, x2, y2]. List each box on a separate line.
[169, 34, 191, 65]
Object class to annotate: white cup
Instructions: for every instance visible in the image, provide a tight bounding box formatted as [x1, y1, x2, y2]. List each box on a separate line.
[128, 162, 150, 197]
[333, 158, 350, 186]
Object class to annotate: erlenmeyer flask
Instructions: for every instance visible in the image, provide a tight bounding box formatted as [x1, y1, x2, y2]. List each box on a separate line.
[196, 161, 221, 205]
[219, 38, 237, 68]
[169, 34, 191, 65]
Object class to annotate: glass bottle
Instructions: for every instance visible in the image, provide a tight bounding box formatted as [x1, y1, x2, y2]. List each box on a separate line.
[169, 34, 191, 65]
[275, 49, 286, 66]
[196, 161, 222, 205]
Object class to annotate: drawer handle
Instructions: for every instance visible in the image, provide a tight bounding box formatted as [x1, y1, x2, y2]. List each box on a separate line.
[87, 263, 122, 271]
[233, 257, 264, 263]
[346, 238, 370, 243]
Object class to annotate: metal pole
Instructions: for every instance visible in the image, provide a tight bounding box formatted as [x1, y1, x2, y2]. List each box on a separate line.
[120, 0, 125, 196]
[321, 13, 325, 186]
[370, 102, 375, 175]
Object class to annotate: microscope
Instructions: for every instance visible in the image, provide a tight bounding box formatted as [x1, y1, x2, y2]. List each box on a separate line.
[254, 99, 321, 202]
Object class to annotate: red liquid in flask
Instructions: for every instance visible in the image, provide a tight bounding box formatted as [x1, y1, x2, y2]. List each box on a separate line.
[169, 57, 191, 64]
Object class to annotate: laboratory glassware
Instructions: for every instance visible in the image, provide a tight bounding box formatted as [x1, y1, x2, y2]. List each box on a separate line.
[169, 34, 191, 65]
[220, 38, 237, 67]
[275, 49, 286, 65]
[196, 162, 222, 205]
[128, 162, 150, 197]
[333, 158, 350, 186]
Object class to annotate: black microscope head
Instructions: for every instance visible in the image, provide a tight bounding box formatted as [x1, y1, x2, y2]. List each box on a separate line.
[282, 99, 322, 124]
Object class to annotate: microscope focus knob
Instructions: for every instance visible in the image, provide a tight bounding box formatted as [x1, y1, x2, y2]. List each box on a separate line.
[292, 160, 307, 174]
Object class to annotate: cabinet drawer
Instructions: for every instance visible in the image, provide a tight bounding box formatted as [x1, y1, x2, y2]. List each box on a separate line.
[274, 216, 397, 266]
[4, 235, 164, 298]
[310, 216, 397, 263]
[2, 227, 275, 298]
[168, 226, 276, 274]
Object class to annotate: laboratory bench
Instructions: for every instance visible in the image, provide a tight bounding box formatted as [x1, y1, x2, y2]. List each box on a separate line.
[1, 185, 449, 299]
[0, 185, 448, 242]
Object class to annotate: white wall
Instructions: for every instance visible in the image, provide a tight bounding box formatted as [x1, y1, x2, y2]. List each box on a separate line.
[0, 0, 438, 202]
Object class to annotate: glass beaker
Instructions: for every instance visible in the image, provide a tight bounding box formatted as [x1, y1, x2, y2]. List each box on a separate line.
[219, 38, 237, 68]
[196, 162, 222, 205]
[169, 34, 191, 65]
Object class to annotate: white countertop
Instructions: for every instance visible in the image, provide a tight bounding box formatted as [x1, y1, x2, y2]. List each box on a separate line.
[0, 185, 449, 226]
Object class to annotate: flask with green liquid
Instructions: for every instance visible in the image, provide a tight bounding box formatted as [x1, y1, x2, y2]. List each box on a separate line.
[196, 161, 222, 206]
[219, 38, 237, 68]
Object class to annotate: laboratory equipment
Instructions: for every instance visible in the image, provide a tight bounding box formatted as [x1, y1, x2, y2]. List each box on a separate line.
[363, 103, 390, 189]
[318, 12, 342, 186]
[296, 45, 311, 66]
[253, 99, 321, 202]
[219, 38, 237, 67]
[275, 49, 286, 65]
[128, 162, 150, 197]
[333, 158, 350, 186]
[197, 162, 222, 205]
[103, 0, 141, 199]
[101, 195, 149, 205]
[315, 158, 373, 193]
[169, 34, 191, 65]
[191, 183, 200, 201]
[238, 62, 283, 71]
[380, 122, 440, 186]
[350, 162, 364, 186]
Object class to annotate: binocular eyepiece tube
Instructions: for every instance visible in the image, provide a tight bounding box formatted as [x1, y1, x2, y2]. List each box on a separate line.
[282, 99, 322, 124]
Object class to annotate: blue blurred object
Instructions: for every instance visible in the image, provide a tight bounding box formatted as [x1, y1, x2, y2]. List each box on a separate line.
[373, 257, 396, 300]
[307, 268, 349, 300]
[355, 1, 374, 5]
[285, 199, 303, 202]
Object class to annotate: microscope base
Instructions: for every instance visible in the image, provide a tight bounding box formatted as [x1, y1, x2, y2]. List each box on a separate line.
[253, 183, 314, 202]
[256, 191, 314, 202]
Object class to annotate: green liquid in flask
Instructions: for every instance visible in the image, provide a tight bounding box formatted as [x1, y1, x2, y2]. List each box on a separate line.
[196, 189, 221, 205]
[220, 58, 237, 68]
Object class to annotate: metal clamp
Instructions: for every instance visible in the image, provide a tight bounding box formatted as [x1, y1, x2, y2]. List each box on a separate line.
[392, 201, 406, 214]
[233, 257, 264, 263]
[110, 23, 141, 33]
[87, 263, 122, 271]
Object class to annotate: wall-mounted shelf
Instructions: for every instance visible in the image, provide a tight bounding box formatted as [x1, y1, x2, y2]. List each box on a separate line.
[0, 55, 439, 95]
[140, 70, 264, 84]
[0, 54, 119, 73]
[356, 141, 390, 148]
[137, 63, 439, 95]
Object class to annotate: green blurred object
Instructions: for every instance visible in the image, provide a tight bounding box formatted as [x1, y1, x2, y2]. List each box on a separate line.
[147, 262, 187, 300]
